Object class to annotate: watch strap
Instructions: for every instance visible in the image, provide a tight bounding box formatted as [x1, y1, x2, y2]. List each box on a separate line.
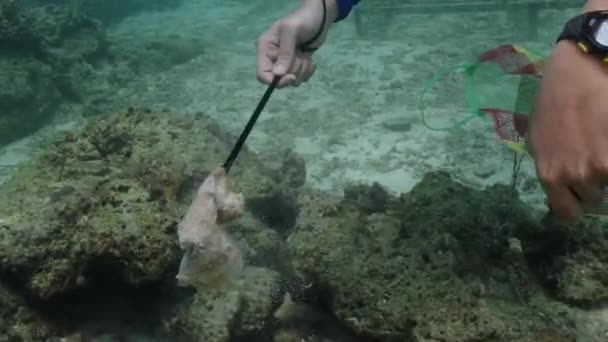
[556, 13, 587, 44]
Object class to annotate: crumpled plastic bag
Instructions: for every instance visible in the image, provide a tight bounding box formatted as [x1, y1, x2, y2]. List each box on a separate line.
[176, 167, 245, 289]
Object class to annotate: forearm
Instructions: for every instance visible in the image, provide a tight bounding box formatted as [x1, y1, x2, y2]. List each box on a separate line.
[302, 0, 359, 22]
[584, 0, 608, 11]
[302, 0, 339, 22]
[326, 0, 340, 22]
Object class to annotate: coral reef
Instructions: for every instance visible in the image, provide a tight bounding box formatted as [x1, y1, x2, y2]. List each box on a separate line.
[289, 172, 608, 341]
[0, 1, 205, 145]
[167, 267, 281, 342]
[0, 283, 56, 341]
[527, 213, 608, 306]
[0, 107, 607, 341]
[0, 108, 296, 297]
[0, 107, 303, 340]
[0, 1, 107, 144]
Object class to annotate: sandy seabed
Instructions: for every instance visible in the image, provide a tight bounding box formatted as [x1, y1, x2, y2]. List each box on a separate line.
[0, 0, 580, 209]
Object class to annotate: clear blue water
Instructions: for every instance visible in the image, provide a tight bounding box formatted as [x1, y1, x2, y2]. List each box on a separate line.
[0, 1, 606, 341]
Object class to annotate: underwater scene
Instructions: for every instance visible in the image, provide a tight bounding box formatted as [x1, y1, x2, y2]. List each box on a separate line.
[1, 0, 607, 341]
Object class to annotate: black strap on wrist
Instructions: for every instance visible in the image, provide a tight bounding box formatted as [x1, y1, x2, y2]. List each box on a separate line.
[556, 13, 586, 44]
[300, 0, 327, 52]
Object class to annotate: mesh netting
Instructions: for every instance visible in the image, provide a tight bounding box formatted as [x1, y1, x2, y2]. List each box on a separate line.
[418, 44, 545, 154]
[480, 108, 529, 153]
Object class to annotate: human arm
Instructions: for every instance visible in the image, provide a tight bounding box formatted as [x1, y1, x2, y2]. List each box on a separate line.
[584, 0, 608, 11]
[256, 0, 360, 87]
[529, 0, 608, 221]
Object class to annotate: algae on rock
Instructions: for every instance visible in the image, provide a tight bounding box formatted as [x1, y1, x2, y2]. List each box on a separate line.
[0, 1, 108, 144]
[0, 107, 297, 297]
[1, 105, 607, 341]
[288, 171, 606, 341]
[0, 283, 56, 341]
[0, 107, 304, 340]
[530, 214, 608, 306]
[167, 266, 282, 342]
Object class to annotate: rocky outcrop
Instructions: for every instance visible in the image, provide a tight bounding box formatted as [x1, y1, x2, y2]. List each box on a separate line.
[0, 108, 606, 341]
[0, 1, 204, 145]
[0, 108, 304, 340]
[288, 172, 602, 341]
[0, 1, 107, 144]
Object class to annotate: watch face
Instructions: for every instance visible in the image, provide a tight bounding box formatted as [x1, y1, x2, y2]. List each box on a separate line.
[593, 20, 608, 46]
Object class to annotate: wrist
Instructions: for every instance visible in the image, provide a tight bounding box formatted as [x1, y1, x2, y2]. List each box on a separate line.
[303, 0, 339, 22]
[325, 0, 339, 22]
[552, 39, 605, 75]
[553, 40, 588, 65]
[554, 39, 581, 56]
[584, 0, 608, 11]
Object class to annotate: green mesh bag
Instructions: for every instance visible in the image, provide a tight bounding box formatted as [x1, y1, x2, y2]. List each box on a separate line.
[418, 45, 608, 217]
[417, 44, 546, 154]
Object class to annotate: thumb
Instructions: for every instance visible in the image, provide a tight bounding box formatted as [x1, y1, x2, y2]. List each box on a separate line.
[272, 23, 297, 76]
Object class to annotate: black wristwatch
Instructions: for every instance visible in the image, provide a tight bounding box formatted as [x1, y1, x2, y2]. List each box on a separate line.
[557, 10, 608, 62]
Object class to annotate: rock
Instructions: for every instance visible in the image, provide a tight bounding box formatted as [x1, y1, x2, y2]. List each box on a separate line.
[126, 34, 206, 74]
[0, 56, 61, 144]
[2, 106, 606, 341]
[0, 2, 110, 144]
[244, 149, 306, 234]
[230, 214, 291, 274]
[0, 284, 55, 341]
[0, 108, 301, 301]
[167, 266, 281, 342]
[342, 182, 390, 215]
[526, 214, 608, 305]
[288, 171, 583, 340]
[380, 117, 413, 132]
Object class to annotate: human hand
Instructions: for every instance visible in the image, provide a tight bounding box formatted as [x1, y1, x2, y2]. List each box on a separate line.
[256, 0, 335, 87]
[529, 41, 607, 221]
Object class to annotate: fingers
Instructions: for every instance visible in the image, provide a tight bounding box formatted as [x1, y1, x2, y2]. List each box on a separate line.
[256, 22, 317, 87]
[257, 22, 298, 86]
[538, 162, 604, 222]
[571, 181, 602, 204]
[273, 22, 298, 76]
[257, 50, 316, 88]
[299, 56, 316, 83]
[277, 74, 297, 88]
[283, 56, 316, 87]
[256, 32, 277, 85]
[544, 184, 581, 222]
